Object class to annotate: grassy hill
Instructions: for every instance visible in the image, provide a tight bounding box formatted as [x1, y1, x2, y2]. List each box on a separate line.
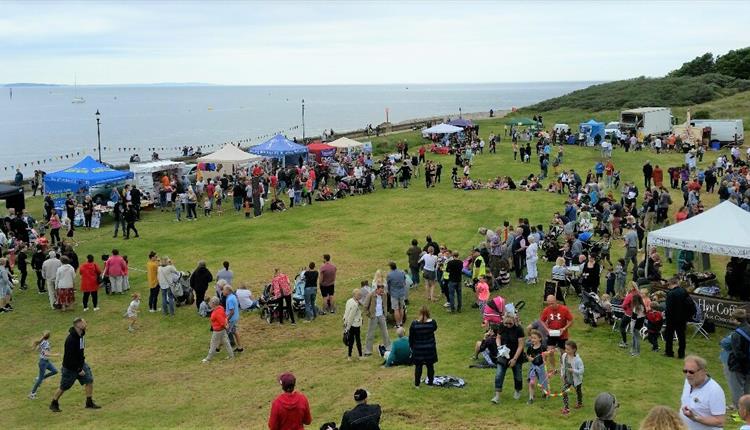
[529, 73, 750, 112]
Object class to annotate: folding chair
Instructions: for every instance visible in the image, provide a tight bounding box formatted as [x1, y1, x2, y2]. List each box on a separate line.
[688, 315, 710, 340]
[610, 303, 624, 331]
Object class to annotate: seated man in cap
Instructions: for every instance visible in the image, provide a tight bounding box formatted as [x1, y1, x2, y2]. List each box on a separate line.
[268, 372, 312, 430]
[339, 389, 382, 430]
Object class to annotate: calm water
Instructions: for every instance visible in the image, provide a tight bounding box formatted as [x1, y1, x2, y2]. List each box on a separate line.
[0, 82, 594, 180]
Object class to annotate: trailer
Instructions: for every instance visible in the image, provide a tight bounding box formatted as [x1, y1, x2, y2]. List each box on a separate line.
[620, 107, 673, 141]
[689, 119, 744, 145]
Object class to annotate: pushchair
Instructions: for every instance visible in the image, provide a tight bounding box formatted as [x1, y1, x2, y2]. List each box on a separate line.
[173, 271, 194, 307]
[579, 292, 608, 327]
[292, 270, 308, 319]
[258, 284, 296, 324]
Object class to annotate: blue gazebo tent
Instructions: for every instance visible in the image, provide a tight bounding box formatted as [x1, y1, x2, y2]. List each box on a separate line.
[44, 156, 133, 209]
[249, 134, 308, 166]
[579, 119, 605, 146]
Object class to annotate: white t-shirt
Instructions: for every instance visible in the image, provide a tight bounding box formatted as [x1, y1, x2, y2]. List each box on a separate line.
[126, 299, 140, 318]
[419, 254, 438, 272]
[679, 378, 726, 430]
[235, 289, 255, 310]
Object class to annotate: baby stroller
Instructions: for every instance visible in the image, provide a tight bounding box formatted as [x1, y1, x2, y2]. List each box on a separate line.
[542, 235, 561, 262]
[292, 270, 308, 319]
[173, 271, 194, 307]
[579, 292, 607, 327]
[258, 284, 287, 324]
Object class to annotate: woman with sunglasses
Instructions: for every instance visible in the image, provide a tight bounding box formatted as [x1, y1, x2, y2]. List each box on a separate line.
[578, 392, 631, 430]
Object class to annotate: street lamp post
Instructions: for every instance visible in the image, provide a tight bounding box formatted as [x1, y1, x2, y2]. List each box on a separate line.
[95, 110, 102, 162]
[459, 107, 462, 119]
[301, 99, 306, 143]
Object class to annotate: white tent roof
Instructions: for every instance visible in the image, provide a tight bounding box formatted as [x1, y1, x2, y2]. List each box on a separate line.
[198, 144, 257, 164]
[423, 123, 463, 134]
[129, 160, 184, 174]
[328, 137, 364, 149]
[648, 201, 750, 258]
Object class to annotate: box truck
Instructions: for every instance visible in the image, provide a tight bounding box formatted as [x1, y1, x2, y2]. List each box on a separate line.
[689, 119, 744, 145]
[620, 107, 673, 140]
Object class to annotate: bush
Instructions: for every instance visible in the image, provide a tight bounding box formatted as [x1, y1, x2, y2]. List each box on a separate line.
[692, 110, 711, 119]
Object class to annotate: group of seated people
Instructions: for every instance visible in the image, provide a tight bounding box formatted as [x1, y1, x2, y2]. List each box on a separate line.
[453, 174, 546, 192]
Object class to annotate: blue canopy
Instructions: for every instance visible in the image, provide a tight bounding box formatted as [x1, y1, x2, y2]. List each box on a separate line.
[249, 134, 308, 157]
[579, 119, 605, 145]
[447, 118, 474, 128]
[45, 156, 133, 209]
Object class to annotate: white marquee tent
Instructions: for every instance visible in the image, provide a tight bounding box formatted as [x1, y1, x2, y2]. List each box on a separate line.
[647, 201, 750, 258]
[422, 123, 463, 135]
[198, 144, 263, 176]
[328, 137, 364, 150]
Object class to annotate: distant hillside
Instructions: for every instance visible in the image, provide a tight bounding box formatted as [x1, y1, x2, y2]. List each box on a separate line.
[529, 73, 750, 112]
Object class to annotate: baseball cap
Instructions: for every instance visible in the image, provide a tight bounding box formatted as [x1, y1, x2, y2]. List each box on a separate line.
[354, 388, 368, 402]
[279, 372, 296, 391]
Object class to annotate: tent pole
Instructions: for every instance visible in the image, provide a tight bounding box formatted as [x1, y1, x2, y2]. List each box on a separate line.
[644, 236, 649, 278]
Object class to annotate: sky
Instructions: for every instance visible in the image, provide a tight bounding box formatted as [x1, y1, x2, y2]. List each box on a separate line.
[1, 0, 749, 86]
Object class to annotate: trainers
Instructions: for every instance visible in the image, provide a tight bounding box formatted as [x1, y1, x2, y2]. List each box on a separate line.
[513, 390, 522, 400]
[443, 302, 450, 308]
[28, 392, 37, 400]
[618, 342, 628, 348]
[574, 403, 583, 409]
[50, 400, 61, 412]
[83, 307, 89, 312]
[201, 358, 209, 364]
[85, 400, 101, 409]
[491, 395, 499, 404]
[527, 398, 534, 405]
[93, 307, 100, 311]
[561, 408, 570, 416]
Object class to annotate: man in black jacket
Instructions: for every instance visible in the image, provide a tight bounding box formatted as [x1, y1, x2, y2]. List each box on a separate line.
[664, 279, 694, 359]
[728, 309, 750, 408]
[31, 247, 46, 293]
[50, 318, 100, 412]
[339, 389, 381, 430]
[642, 161, 653, 189]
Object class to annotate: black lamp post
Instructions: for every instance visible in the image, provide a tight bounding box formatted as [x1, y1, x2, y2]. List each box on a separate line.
[459, 107, 462, 119]
[301, 98, 306, 143]
[95, 109, 102, 162]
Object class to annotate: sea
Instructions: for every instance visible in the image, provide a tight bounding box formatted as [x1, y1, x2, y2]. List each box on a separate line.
[0, 82, 595, 181]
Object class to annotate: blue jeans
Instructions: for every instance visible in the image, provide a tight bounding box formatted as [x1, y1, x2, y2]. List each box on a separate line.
[294, 190, 302, 205]
[448, 281, 462, 312]
[31, 358, 58, 394]
[161, 288, 175, 315]
[304, 287, 317, 320]
[175, 205, 182, 221]
[495, 362, 523, 391]
[409, 266, 420, 286]
[233, 196, 243, 212]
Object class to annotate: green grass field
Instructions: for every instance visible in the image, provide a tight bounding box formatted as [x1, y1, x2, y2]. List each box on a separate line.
[1, 116, 744, 429]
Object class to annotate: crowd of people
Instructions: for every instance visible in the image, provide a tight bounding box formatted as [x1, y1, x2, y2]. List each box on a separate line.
[3, 118, 750, 429]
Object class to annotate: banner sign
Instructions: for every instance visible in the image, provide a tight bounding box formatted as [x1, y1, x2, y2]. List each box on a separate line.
[692, 294, 750, 328]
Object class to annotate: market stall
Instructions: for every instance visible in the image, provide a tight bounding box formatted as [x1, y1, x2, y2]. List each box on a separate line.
[249, 134, 308, 167]
[578, 119, 605, 146]
[421, 123, 463, 136]
[648, 201, 750, 326]
[198, 144, 260, 178]
[44, 156, 133, 210]
[329, 137, 365, 155]
[129, 160, 185, 202]
[307, 141, 337, 162]
[0, 184, 24, 213]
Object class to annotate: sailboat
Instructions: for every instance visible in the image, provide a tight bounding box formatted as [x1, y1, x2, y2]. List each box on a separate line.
[72, 74, 85, 104]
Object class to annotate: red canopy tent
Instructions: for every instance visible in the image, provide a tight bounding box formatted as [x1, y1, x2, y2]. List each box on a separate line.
[307, 141, 337, 162]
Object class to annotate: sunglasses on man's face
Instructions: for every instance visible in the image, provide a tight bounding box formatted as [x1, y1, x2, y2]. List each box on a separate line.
[682, 369, 699, 375]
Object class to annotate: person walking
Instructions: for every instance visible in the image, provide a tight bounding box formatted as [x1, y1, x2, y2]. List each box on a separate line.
[409, 305, 438, 387]
[445, 251, 464, 313]
[78, 255, 101, 312]
[103, 249, 128, 294]
[222, 285, 243, 353]
[343, 288, 364, 361]
[112, 200, 126, 238]
[190, 260, 213, 309]
[339, 389, 382, 430]
[29, 331, 59, 399]
[386, 262, 407, 328]
[492, 314, 526, 404]
[665, 279, 694, 359]
[268, 372, 312, 430]
[319, 254, 337, 314]
[42, 251, 62, 309]
[406, 239, 421, 287]
[49, 318, 100, 412]
[124, 204, 139, 239]
[146, 251, 159, 312]
[363, 284, 391, 357]
[271, 268, 295, 324]
[201, 297, 233, 363]
[55, 256, 76, 313]
[32, 247, 47, 294]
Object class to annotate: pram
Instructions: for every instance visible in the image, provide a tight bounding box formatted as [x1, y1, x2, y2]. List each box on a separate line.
[578, 292, 609, 327]
[291, 270, 308, 319]
[173, 271, 194, 307]
[258, 284, 282, 324]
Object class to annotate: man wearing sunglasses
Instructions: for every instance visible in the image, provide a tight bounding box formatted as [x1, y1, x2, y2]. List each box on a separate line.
[679, 355, 726, 430]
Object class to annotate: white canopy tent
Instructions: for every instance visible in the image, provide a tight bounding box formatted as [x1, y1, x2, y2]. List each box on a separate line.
[328, 137, 364, 150]
[422, 123, 463, 135]
[197, 144, 262, 177]
[648, 201, 750, 258]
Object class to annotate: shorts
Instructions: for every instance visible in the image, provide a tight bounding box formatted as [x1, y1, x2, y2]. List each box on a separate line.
[320, 285, 335, 298]
[227, 321, 238, 334]
[423, 270, 436, 281]
[60, 363, 93, 390]
[390, 295, 406, 310]
[547, 336, 567, 349]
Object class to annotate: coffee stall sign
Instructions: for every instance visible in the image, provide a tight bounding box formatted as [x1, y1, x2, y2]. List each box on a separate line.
[692, 294, 750, 328]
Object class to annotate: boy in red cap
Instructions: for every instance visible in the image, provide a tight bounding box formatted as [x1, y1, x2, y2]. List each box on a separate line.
[268, 372, 312, 430]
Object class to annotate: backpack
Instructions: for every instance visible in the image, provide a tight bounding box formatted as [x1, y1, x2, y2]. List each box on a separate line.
[735, 327, 750, 357]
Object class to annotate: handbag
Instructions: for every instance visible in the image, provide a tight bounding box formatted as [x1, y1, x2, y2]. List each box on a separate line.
[342, 328, 350, 346]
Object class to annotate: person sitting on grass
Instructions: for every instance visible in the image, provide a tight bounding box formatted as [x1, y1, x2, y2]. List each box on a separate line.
[382, 327, 410, 367]
[339, 388, 381, 430]
[579, 392, 631, 430]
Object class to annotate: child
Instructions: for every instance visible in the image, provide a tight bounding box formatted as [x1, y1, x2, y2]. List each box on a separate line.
[605, 269, 616, 296]
[203, 197, 212, 217]
[560, 340, 584, 415]
[287, 187, 295, 209]
[198, 296, 211, 317]
[495, 260, 511, 288]
[214, 188, 223, 214]
[62, 217, 78, 246]
[243, 199, 252, 218]
[599, 234, 612, 269]
[29, 331, 59, 399]
[645, 305, 664, 352]
[475, 275, 490, 315]
[613, 258, 626, 297]
[526, 329, 549, 404]
[175, 192, 185, 221]
[122, 255, 131, 292]
[126, 292, 140, 332]
[630, 293, 646, 356]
